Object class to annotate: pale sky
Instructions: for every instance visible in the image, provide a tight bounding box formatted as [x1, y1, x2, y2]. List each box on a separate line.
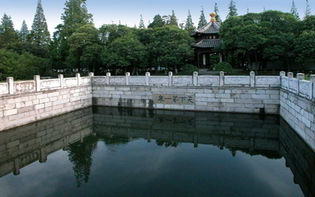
[0, 0, 312, 34]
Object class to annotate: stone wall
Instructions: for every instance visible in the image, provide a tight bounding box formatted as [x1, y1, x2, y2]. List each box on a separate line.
[280, 74, 315, 151]
[0, 74, 93, 131]
[92, 72, 281, 114]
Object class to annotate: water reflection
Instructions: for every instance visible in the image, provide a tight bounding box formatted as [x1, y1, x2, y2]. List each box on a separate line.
[0, 106, 314, 196]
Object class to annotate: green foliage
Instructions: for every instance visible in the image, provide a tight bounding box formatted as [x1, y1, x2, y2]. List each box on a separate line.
[198, 9, 207, 29]
[169, 10, 178, 27]
[148, 15, 165, 28]
[214, 3, 222, 22]
[227, 0, 238, 18]
[0, 14, 19, 48]
[290, 0, 299, 20]
[61, 0, 93, 37]
[19, 20, 29, 42]
[147, 26, 194, 72]
[294, 31, 315, 69]
[213, 62, 233, 73]
[220, 11, 299, 70]
[0, 49, 48, 80]
[139, 15, 145, 29]
[179, 64, 198, 75]
[30, 0, 50, 46]
[102, 33, 147, 73]
[67, 24, 102, 72]
[305, 0, 311, 19]
[184, 10, 195, 32]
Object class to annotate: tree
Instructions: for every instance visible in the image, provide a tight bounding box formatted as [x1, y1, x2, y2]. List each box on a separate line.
[147, 26, 194, 73]
[185, 10, 195, 32]
[148, 15, 165, 28]
[102, 33, 147, 74]
[214, 3, 222, 22]
[220, 11, 298, 70]
[169, 10, 178, 26]
[30, 0, 50, 46]
[139, 14, 145, 29]
[61, 0, 93, 37]
[198, 9, 207, 29]
[0, 14, 19, 48]
[20, 20, 29, 42]
[290, 0, 299, 19]
[294, 31, 315, 70]
[67, 24, 102, 72]
[0, 49, 48, 80]
[50, 0, 93, 73]
[305, 0, 311, 19]
[227, 0, 238, 18]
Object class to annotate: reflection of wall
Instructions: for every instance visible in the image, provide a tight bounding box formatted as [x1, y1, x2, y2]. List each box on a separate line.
[280, 119, 315, 197]
[93, 107, 281, 157]
[0, 108, 93, 177]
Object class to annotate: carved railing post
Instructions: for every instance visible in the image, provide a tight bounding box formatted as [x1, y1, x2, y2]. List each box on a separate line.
[288, 72, 294, 78]
[297, 73, 305, 80]
[219, 71, 224, 86]
[250, 71, 255, 87]
[193, 72, 198, 86]
[76, 73, 81, 86]
[34, 75, 41, 92]
[106, 72, 111, 85]
[7, 77, 14, 95]
[58, 74, 64, 88]
[280, 71, 286, 77]
[125, 72, 130, 85]
[168, 72, 173, 86]
[145, 72, 150, 85]
[89, 72, 94, 77]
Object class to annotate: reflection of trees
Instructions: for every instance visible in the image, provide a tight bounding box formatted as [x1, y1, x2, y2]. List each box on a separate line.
[100, 135, 130, 145]
[156, 139, 178, 147]
[67, 135, 98, 187]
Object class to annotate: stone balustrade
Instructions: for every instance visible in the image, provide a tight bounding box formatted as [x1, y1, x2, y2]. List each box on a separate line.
[92, 71, 281, 88]
[0, 73, 93, 96]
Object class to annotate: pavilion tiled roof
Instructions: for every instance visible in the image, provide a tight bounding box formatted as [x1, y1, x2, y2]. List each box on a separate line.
[192, 39, 221, 48]
[194, 21, 221, 34]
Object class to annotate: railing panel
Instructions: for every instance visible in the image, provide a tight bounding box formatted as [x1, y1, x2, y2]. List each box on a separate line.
[64, 78, 77, 87]
[14, 81, 35, 94]
[299, 80, 312, 99]
[173, 76, 192, 86]
[288, 78, 299, 94]
[199, 76, 220, 86]
[149, 76, 168, 86]
[0, 83, 8, 95]
[41, 79, 60, 90]
[256, 76, 280, 87]
[109, 76, 125, 85]
[129, 76, 146, 85]
[224, 76, 250, 86]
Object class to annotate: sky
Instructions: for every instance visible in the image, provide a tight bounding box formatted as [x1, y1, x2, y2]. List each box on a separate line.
[0, 0, 313, 34]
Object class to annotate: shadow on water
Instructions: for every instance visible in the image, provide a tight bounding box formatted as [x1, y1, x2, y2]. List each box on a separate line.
[0, 106, 314, 196]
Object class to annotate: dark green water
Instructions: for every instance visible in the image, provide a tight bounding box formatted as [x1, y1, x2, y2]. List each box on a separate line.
[0, 107, 314, 197]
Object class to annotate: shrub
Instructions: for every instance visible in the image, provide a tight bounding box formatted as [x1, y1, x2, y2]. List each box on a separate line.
[213, 62, 233, 73]
[179, 64, 198, 75]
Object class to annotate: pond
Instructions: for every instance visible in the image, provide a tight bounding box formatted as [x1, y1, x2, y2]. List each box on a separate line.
[0, 106, 314, 197]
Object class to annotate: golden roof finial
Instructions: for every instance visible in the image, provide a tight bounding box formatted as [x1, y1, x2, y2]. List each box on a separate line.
[210, 12, 217, 22]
